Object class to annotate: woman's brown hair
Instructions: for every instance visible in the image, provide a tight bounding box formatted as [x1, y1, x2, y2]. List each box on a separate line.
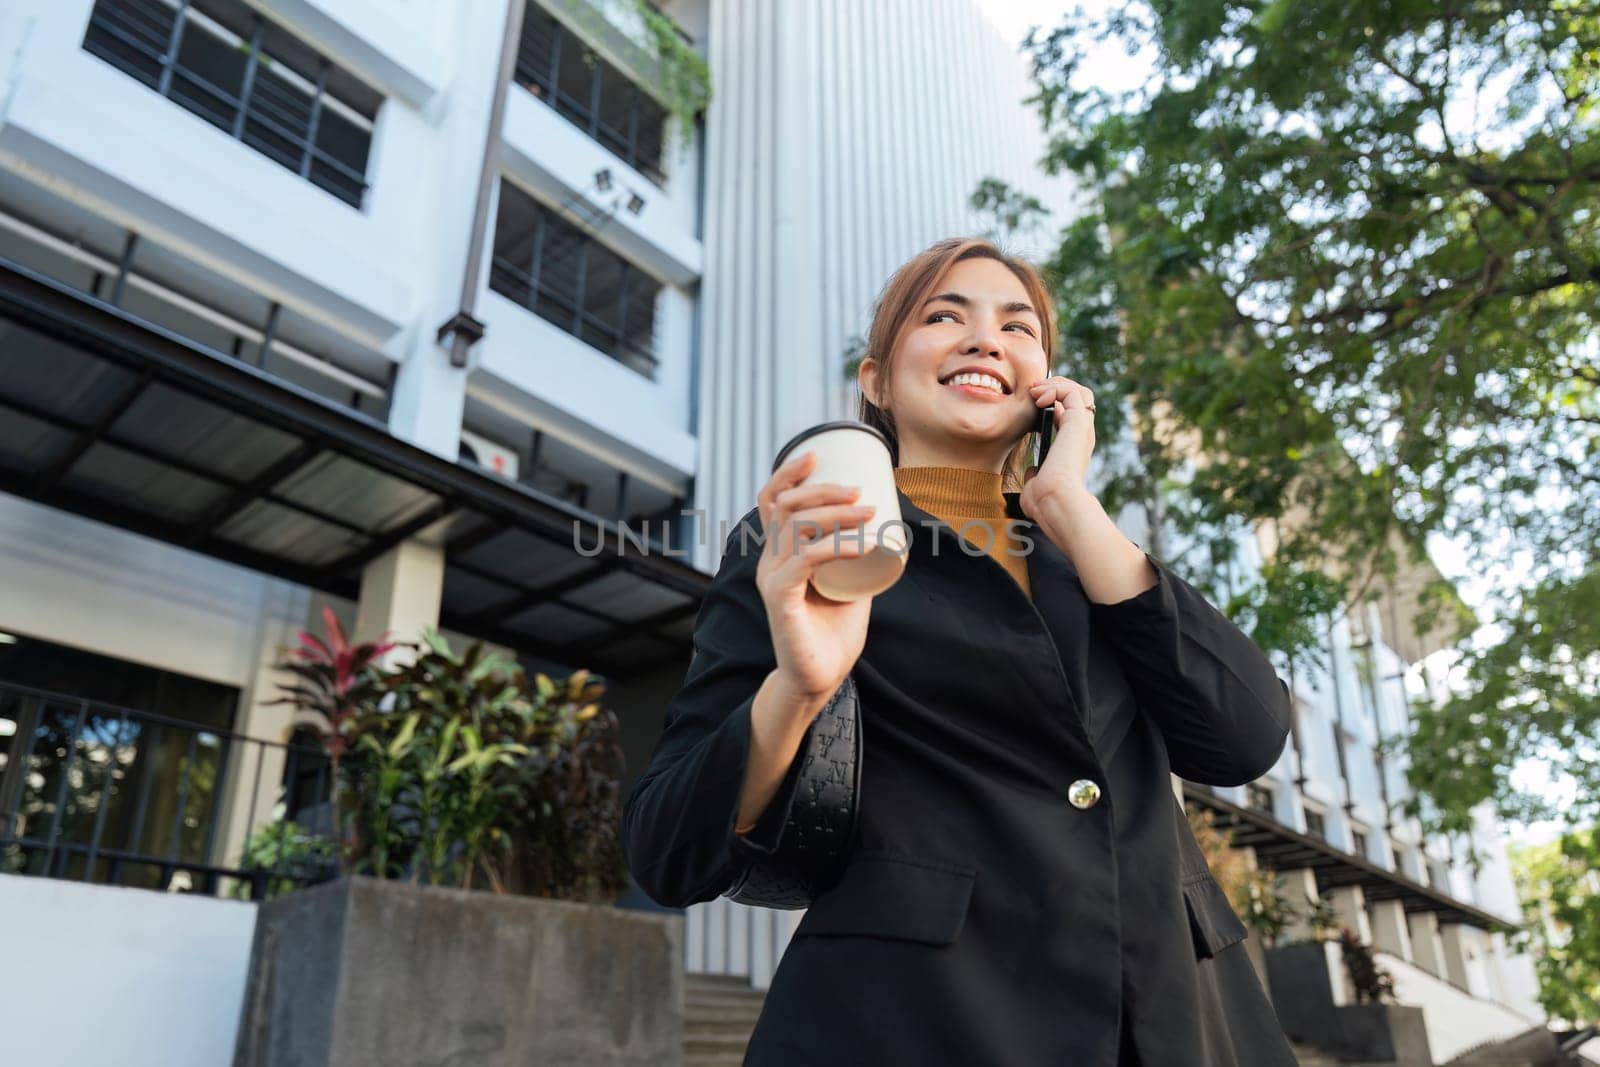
[856, 237, 1057, 492]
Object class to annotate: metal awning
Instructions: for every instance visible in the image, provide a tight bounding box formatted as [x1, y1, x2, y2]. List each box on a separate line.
[0, 258, 707, 678]
[1184, 784, 1517, 932]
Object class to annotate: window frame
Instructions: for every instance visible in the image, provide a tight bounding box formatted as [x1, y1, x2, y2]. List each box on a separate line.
[1302, 802, 1328, 840]
[82, 0, 381, 209]
[490, 179, 661, 378]
[513, 4, 670, 186]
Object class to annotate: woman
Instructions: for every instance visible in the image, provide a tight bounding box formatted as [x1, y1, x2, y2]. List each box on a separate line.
[622, 238, 1299, 1066]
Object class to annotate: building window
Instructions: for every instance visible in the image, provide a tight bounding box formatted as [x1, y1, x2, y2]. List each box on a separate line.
[1303, 805, 1327, 840]
[0, 632, 237, 888]
[1427, 859, 1451, 891]
[491, 179, 661, 378]
[1351, 826, 1369, 859]
[1246, 782, 1275, 816]
[1350, 640, 1382, 730]
[83, 0, 382, 208]
[515, 4, 669, 185]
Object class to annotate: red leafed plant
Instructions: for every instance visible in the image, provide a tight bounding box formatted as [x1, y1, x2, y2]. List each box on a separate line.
[269, 607, 393, 870]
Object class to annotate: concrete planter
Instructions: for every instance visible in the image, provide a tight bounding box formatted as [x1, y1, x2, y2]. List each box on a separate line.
[1265, 941, 1434, 1066]
[232, 877, 683, 1067]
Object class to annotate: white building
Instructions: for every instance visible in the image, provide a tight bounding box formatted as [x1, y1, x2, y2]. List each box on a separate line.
[0, 0, 1549, 1062]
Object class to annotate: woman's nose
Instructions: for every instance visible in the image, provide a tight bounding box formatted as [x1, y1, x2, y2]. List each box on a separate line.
[962, 326, 1004, 356]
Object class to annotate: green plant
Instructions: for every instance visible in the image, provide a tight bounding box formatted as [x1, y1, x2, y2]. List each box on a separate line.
[361, 633, 529, 888]
[1510, 828, 1600, 1027]
[626, 0, 708, 146]
[562, 0, 709, 150]
[841, 333, 867, 384]
[1306, 897, 1343, 943]
[1026, 0, 1599, 842]
[268, 607, 393, 874]
[1242, 872, 1301, 944]
[968, 177, 1051, 243]
[1339, 927, 1397, 1004]
[495, 668, 630, 902]
[271, 620, 625, 903]
[231, 807, 339, 900]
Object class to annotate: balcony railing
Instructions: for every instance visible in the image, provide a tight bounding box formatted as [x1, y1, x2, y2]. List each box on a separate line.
[82, 0, 379, 209]
[0, 681, 333, 901]
[515, 3, 669, 186]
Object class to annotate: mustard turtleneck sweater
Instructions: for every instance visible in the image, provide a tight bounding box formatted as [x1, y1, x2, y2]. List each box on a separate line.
[893, 466, 1032, 600]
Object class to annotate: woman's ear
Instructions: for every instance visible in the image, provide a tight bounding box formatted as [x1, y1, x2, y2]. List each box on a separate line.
[857, 357, 880, 407]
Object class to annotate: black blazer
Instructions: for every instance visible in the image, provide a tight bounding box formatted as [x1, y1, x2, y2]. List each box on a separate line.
[623, 489, 1299, 1066]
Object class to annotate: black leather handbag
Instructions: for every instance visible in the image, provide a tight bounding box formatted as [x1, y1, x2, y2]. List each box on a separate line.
[722, 674, 863, 909]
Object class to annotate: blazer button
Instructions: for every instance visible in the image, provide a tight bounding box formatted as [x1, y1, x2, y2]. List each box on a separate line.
[1068, 779, 1101, 809]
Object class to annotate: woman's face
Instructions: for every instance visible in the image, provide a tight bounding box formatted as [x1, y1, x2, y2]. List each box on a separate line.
[861, 256, 1049, 471]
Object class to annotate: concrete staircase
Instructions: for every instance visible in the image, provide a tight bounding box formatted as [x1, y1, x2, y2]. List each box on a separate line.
[683, 979, 1439, 1067]
[684, 973, 766, 1067]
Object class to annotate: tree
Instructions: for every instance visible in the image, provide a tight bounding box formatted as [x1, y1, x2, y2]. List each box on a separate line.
[1022, 0, 1598, 841]
[1509, 827, 1600, 1026]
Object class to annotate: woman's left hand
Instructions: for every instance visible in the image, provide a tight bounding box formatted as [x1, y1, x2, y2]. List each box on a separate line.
[1019, 375, 1096, 518]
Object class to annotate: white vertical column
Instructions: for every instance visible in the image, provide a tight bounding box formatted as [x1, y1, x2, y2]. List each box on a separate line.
[1368, 899, 1414, 961]
[1438, 922, 1481, 994]
[1326, 885, 1373, 944]
[1407, 911, 1448, 979]
[355, 541, 445, 653]
[1277, 867, 1324, 943]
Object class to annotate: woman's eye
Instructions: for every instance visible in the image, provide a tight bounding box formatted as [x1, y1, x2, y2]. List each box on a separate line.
[1006, 323, 1036, 336]
[926, 311, 957, 324]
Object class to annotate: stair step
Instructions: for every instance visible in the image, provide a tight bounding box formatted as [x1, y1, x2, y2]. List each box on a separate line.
[684, 975, 764, 1065]
[681, 979, 748, 991]
[685, 1034, 753, 1056]
[686, 996, 765, 1011]
[688, 1017, 761, 1030]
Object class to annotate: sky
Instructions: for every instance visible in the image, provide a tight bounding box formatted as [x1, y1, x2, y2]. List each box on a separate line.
[976, 0, 1146, 92]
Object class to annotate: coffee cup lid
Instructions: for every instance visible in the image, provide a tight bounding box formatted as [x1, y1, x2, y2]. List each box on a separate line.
[772, 421, 892, 473]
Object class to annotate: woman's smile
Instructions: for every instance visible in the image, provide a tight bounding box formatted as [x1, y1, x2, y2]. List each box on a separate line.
[945, 378, 1010, 400]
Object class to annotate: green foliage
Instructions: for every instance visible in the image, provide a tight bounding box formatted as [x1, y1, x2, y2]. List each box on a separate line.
[841, 332, 867, 384]
[563, 0, 709, 149]
[269, 621, 627, 902]
[1509, 828, 1600, 1026]
[230, 807, 339, 901]
[1025, 0, 1599, 836]
[969, 177, 1052, 243]
[495, 667, 630, 903]
[266, 607, 394, 870]
[627, 0, 709, 146]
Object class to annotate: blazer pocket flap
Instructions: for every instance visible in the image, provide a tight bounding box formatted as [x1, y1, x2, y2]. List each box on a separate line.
[1183, 875, 1249, 958]
[797, 852, 976, 946]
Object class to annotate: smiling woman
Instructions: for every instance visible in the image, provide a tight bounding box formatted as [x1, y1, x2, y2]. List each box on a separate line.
[622, 236, 1298, 1066]
[857, 241, 1055, 486]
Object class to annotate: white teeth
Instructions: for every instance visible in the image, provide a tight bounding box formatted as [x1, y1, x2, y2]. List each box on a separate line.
[945, 372, 1005, 394]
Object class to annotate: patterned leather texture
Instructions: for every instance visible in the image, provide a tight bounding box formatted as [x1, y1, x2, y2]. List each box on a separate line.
[723, 674, 862, 910]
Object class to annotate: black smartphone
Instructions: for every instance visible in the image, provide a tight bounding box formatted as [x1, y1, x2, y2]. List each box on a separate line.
[1035, 403, 1055, 467]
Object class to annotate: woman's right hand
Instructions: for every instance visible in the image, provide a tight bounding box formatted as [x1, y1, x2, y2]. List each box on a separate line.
[754, 449, 877, 709]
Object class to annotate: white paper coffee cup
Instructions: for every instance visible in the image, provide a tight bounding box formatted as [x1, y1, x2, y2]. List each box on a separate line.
[771, 421, 908, 602]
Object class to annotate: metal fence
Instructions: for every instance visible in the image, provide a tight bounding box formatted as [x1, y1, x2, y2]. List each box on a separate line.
[0, 681, 334, 901]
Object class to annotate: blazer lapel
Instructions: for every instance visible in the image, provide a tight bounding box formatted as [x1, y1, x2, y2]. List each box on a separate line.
[892, 489, 1098, 742]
